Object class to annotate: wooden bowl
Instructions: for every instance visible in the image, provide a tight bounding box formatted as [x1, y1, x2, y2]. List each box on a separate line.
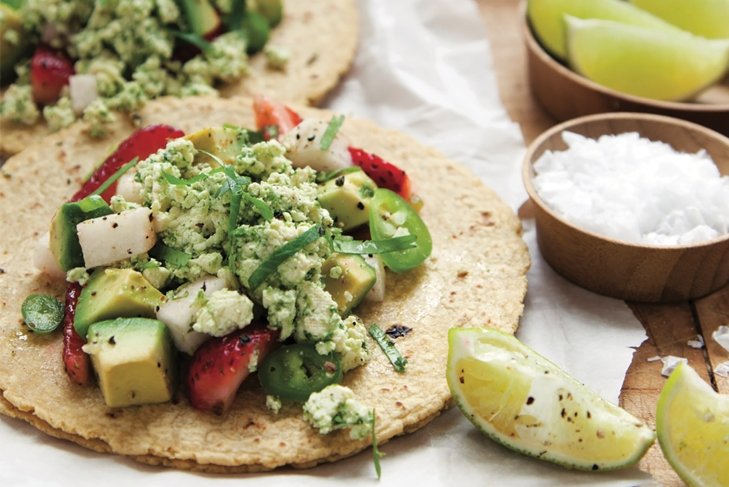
[522, 13, 729, 137]
[523, 113, 729, 303]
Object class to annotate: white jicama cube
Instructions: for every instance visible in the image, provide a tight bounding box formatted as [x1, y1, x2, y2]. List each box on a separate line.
[68, 74, 98, 114]
[157, 277, 228, 355]
[33, 232, 65, 279]
[362, 254, 385, 303]
[282, 118, 352, 172]
[77, 207, 156, 268]
[115, 171, 144, 204]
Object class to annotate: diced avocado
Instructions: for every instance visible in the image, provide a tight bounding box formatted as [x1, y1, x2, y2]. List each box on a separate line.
[185, 126, 251, 166]
[250, 0, 283, 27]
[318, 168, 377, 231]
[0, 4, 29, 83]
[84, 318, 175, 408]
[49, 196, 113, 272]
[74, 268, 164, 339]
[178, 0, 220, 37]
[323, 254, 376, 315]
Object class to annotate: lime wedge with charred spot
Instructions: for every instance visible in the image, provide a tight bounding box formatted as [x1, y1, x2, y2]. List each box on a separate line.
[566, 16, 729, 101]
[446, 327, 655, 471]
[527, 0, 676, 60]
[656, 363, 729, 487]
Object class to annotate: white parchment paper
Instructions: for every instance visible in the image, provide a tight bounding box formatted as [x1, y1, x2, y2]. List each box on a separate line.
[0, 1, 653, 485]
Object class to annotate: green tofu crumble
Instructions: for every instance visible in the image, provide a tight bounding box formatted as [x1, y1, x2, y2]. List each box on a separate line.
[0, 0, 275, 136]
[303, 384, 373, 440]
[128, 136, 369, 355]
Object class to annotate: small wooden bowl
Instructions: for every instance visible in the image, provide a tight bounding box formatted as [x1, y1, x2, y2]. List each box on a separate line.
[523, 113, 729, 303]
[522, 14, 729, 136]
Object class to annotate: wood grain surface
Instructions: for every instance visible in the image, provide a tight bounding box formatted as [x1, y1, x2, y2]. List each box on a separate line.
[476, 1, 729, 485]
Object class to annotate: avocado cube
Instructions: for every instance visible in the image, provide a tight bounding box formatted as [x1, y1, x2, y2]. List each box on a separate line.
[74, 268, 164, 339]
[323, 254, 376, 315]
[49, 195, 113, 271]
[178, 0, 220, 37]
[84, 318, 175, 408]
[185, 126, 250, 166]
[318, 169, 377, 231]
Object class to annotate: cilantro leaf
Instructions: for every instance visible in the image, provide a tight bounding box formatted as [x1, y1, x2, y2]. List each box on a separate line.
[368, 324, 408, 373]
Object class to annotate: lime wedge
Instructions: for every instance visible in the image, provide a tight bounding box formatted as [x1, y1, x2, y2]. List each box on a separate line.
[656, 363, 729, 487]
[527, 0, 676, 60]
[631, 0, 729, 39]
[566, 17, 729, 101]
[446, 327, 655, 471]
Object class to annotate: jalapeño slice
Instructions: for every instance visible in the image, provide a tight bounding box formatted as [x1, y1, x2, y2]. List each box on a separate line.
[368, 188, 432, 272]
[258, 343, 342, 402]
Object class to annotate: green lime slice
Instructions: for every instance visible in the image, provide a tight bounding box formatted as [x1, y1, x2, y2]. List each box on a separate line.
[656, 362, 729, 487]
[446, 327, 655, 471]
[566, 16, 729, 101]
[631, 0, 729, 39]
[527, 0, 676, 60]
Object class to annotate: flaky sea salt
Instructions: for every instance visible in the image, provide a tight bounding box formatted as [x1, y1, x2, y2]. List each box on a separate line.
[532, 131, 729, 246]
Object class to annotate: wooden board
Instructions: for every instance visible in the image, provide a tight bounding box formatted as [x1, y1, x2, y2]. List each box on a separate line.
[476, 0, 729, 484]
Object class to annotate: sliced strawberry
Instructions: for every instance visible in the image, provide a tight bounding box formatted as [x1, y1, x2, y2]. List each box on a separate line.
[30, 46, 75, 106]
[252, 95, 302, 140]
[187, 326, 278, 415]
[62, 283, 92, 386]
[72, 124, 185, 203]
[348, 147, 412, 200]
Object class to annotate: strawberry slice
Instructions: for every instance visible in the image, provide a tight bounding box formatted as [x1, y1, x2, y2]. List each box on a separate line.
[62, 283, 92, 386]
[187, 326, 278, 415]
[30, 46, 74, 106]
[348, 147, 412, 200]
[252, 95, 302, 140]
[72, 124, 184, 203]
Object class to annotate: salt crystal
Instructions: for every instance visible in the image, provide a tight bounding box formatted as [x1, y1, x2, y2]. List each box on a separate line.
[715, 361, 729, 378]
[713, 325, 729, 353]
[532, 132, 729, 246]
[687, 335, 704, 349]
[659, 355, 688, 377]
[646, 355, 661, 362]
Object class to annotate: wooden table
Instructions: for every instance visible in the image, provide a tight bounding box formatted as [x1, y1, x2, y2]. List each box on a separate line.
[476, 1, 729, 485]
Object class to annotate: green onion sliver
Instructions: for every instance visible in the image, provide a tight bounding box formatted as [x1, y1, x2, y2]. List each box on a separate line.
[248, 225, 323, 290]
[315, 166, 360, 183]
[243, 193, 273, 220]
[319, 115, 345, 152]
[91, 157, 138, 197]
[368, 324, 407, 373]
[149, 242, 192, 268]
[332, 235, 417, 255]
[371, 410, 382, 479]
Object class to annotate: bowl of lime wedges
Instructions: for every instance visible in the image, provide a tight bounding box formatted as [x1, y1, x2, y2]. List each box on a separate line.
[523, 0, 729, 136]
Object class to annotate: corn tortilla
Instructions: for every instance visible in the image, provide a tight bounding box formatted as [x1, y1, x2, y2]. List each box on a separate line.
[0, 96, 530, 472]
[0, 0, 359, 156]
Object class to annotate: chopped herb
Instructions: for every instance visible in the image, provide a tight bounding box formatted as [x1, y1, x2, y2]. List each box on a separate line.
[243, 193, 274, 220]
[168, 29, 213, 52]
[315, 166, 360, 183]
[21, 294, 64, 334]
[149, 242, 191, 268]
[368, 324, 407, 373]
[332, 235, 417, 255]
[320, 115, 345, 152]
[248, 225, 323, 290]
[91, 157, 138, 197]
[198, 149, 225, 167]
[371, 410, 382, 480]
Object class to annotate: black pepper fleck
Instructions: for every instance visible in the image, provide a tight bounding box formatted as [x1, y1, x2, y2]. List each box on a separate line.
[385, 324, 412, 339]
